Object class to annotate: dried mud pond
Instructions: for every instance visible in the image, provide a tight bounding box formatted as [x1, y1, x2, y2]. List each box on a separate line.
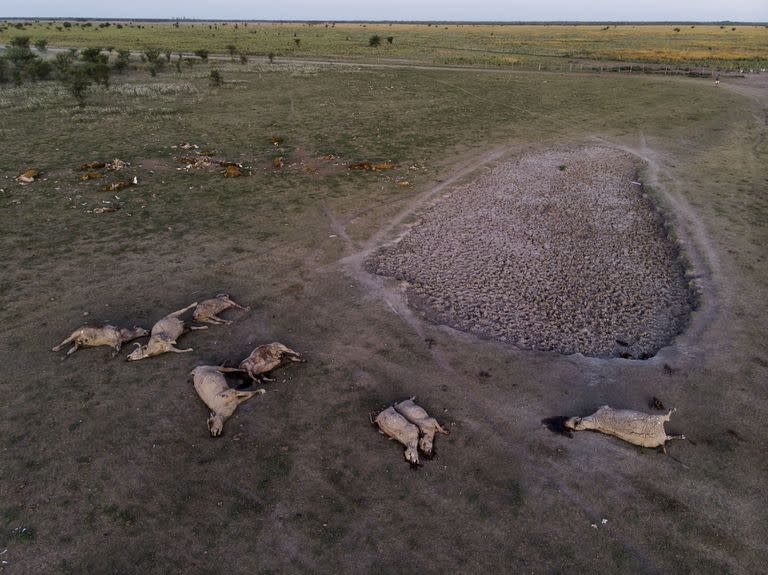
[367, 146, 694, 358]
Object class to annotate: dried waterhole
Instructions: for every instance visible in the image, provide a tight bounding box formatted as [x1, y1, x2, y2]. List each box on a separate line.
[366, 146, 695, 359]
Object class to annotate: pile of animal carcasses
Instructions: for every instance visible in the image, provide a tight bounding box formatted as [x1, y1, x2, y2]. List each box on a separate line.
[51, 294, 305, 437]
[375, 397, 449, 466]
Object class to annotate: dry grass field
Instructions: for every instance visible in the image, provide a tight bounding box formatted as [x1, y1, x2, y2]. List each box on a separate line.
[0, 23, 767, 575]
[1, 21, 767, 69]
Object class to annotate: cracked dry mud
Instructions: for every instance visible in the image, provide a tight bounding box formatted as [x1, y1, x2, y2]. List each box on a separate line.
[367, 146, 694, 358]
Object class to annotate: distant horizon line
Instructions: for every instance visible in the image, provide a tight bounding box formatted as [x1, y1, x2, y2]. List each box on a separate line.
[2, 17, 767, 25]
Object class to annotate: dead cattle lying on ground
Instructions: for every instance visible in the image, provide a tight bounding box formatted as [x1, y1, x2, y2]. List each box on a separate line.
[192, 294, 249, 325]
[52, 324, 149, 357]
[394, 397, 449, 457]
[239, 342, 305, 382]
[16, 169, 40, 183]
[127, 304, 207, 361]
[191, 365, 266, 436]
[375, 406, 420, 465]
[564, 405, 685, 452]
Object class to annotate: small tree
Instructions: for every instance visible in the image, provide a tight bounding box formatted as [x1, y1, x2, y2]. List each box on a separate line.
[65, 68, 91, 106]
[0, 56, 8, 83]
[53, 52, 73, 77]
[209, 69, 223, 87]
[34, 38, 48, 52]
[113, 49, 130, 73]
[368, 35, 381, 47]
[194, 49, 209, 61]
[268, 51, 275, 63]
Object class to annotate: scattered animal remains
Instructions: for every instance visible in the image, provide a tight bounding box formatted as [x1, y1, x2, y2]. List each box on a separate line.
[348, 161, 395, 171]
[238, 342, 305, 382]
[52, 324, 149, 357]
[16, 169, 40, 183]
[375, 406, 421, 465]
[106, 159, 127, 171]
[92, 205, 121, 214]
[393, 397, 449, 456]
[102, 177, 138, 192]
[79, 161, 106, 170]
[272, 156, 284, 169]
[192, 294, 249, 325]
[80, 172, 104, 181]
[191, 365, 266, 436]
[564, 405, 685, 452]
[127, 303, 207, 361]
[224, 164, 243, 178]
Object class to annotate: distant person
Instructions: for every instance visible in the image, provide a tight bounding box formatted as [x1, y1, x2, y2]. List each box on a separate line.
[714, 74, 720, 86]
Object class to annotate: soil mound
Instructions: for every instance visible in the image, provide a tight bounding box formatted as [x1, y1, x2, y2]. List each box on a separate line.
[366, 146, 693, 358]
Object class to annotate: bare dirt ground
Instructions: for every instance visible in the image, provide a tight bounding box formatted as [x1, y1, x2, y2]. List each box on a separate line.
[0, 67, 766, 574]
[367, 146, 693, 358]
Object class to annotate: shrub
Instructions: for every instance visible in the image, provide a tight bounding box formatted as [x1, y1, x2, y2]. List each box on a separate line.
[226, 44, 237, 59]
[194, 49, 209, 61]
[268, 52, 275, 63]
[386, 36, 394, 44]
[10, 36, 31, 49]
[80, 47, 106, 64]
[27, 58, 52, 81]
[33, 38, 48, 51]
[239, 52, 248, 64]
[53, 52, 73, 77]
[369, 35, 381, 47]
[0, 56, 8, 83]
[294, 38, 301, 46]
[65, 68, 91, 106]
[209, 69, 223, 87]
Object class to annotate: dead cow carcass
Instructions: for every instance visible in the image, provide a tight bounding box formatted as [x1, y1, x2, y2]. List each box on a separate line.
[394, 397, 448, 457]
[16, 169, 40, 183]
[192, 294, 249, 325]
[191, 365, 266, 436]
[564, 405, 685, 452]
[127, 303, 207, 361]
[102, 177, 138, 192]
[238, 342, 304, 382]
[52, 324, 149, 357]
[375, 406, 420, 465]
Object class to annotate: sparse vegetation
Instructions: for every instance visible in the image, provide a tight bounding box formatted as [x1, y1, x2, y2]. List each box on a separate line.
[209, 69, 222, 86]
[369, 34, 381, 47]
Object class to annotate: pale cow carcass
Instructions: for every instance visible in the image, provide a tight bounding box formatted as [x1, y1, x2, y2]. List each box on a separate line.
[52, 324, 149, 357]
[375, 406, 420, 465]
[393, 397, 449, 457]
[127, 303, 207, 361]
[564, 405, 685, 452]
[191, 365, 266, 436]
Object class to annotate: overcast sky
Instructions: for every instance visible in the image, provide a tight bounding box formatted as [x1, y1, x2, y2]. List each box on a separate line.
[2, 1, 766, 22]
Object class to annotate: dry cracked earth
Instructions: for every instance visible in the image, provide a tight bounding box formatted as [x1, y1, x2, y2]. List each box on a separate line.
[367, 146, 694, 358]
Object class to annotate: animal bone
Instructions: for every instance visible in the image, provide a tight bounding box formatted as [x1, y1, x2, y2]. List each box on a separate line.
[16, 169, 40, 183]
[192, 293, 249, 325]
[191, 365, 265, 436]
[375, 406, 420, 465]
[126, 303, 207, 361]
[394, 397, 449, 456]
[238, 342, 304, 382]
[564, 405, 685, 452]
[52, 324, 149, 357]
